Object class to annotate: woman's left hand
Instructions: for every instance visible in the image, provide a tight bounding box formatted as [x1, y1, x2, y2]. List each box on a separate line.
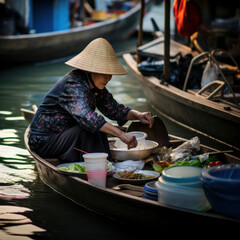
[138, 112, 154, 128]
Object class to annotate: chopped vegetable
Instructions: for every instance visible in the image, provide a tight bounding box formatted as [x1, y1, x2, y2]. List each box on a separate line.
[108, 162, 113, 171]
[153, 162, 163, 173]
[169, 155, 220, 169]
[58, 162, 113, 173]
[59, 163, 86, 173]
[152, 154, 222, 173]
[58, 166, 68, 171]
[209, 161, 216, 167]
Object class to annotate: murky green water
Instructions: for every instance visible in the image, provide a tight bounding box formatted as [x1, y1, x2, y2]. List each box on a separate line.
[0, 33, 229, 238]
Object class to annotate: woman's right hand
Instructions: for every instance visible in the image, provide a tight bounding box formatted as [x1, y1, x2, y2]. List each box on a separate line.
[119, 132, 138, 149]
[99, 122, 138, 149]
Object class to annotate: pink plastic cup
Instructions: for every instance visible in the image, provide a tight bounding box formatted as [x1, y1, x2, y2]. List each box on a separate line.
[83, 153, 108, 187]
[86, 169, 107, 187]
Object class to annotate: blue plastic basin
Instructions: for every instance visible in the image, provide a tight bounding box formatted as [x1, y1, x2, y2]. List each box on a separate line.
[200, 164, 240, 218]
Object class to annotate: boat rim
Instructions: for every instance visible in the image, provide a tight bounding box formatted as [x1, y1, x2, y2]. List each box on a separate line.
[0, 1, 143, 40]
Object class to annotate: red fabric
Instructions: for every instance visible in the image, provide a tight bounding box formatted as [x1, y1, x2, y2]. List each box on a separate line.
[173, 0, 201, 37]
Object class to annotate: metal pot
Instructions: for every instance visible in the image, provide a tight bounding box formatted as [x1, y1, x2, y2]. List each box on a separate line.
[110, 140, 158, 161]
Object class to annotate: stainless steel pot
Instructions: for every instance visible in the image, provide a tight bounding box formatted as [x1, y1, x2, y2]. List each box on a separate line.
[110, 140, 158, 161]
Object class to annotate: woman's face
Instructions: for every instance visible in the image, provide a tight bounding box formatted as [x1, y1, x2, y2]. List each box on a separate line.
[91, 73, 112, 90]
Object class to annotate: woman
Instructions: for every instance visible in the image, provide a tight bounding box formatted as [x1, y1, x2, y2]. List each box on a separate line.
[29, 38, 154, 162]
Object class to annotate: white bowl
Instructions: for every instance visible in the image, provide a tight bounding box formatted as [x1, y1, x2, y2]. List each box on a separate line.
[156, 166, 210, 211]
[114, 131, 147, 149]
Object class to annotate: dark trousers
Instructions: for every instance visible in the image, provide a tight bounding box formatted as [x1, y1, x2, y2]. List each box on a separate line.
[34, 125, 112, 162]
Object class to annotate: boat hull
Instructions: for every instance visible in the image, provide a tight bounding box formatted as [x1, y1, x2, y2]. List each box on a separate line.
[33, 143, 240, 225]
[23, 126, 240, 225]
[123, 53, 240, 155]
[0, 0, 153, 65]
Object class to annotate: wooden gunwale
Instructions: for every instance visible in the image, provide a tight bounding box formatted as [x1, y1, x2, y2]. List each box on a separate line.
[0, 0, 154, 65]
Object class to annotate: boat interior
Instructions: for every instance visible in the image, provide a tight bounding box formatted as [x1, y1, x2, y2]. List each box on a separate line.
[21, 102, 240, 223]
[22, 112, 239, 198]
[36, 136, 240, 203]
[80, 0, 139, 25]
[137, 32, 240, 110]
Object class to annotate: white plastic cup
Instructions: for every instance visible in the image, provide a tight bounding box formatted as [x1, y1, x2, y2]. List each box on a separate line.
[130, 131, 147, 149]
[83, 153, 108, 187]
[83, 153, 108, 171]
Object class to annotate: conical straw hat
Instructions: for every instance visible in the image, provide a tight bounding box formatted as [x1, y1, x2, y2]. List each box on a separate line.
[65, 38, 127, 75]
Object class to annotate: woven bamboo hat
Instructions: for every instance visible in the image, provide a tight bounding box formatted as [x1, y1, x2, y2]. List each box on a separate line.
[65, 38, 127, 75]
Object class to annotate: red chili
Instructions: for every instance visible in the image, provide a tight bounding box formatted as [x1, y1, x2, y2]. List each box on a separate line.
[209, 161, 216, 167]
[215, 161, 223, 165]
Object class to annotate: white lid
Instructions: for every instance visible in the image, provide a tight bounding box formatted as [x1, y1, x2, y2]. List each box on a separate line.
[83, 153, 108, 159]
[162, 166, 202, 183]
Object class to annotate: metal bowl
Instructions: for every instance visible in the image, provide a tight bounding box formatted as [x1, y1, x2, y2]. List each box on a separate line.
[110, 140, 158, 161]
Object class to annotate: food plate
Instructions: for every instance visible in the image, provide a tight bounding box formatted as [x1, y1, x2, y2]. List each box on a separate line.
[113, 170, 160, 185]
[57, 161, 115, 179]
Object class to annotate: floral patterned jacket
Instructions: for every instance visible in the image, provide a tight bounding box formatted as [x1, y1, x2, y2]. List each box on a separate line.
[29, 69, 130, 148]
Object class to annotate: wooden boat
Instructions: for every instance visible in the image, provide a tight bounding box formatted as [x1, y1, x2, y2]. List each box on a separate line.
[123, 37, 240, 156]
[21, 107, 240, 225]
[0, 0, 153, 66]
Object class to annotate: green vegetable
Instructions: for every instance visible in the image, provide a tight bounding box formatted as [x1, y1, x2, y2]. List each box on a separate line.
[59, 163, 86, 173]
[152, 153, 221, 173]
[69, 164, 75, 171]
[73, 163, 86, 173]
[107, 162, 112, 171]
[153, 162, 163, 173]
[138, 173, 153, 180]
[204, 156, 219, 165]
[189, 159, 202, 167]
[59, 167, 68, 171]
[169, 157, 191, 168]
[59, 162, 113, 173]
[168, 155, 219, 169]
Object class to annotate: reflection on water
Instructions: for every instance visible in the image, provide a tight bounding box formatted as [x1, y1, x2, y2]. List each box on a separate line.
[0, 185, 30, 199]
[0, 111, 39, 238]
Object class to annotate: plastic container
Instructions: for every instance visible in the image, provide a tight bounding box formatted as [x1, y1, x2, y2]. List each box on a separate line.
[114, 131, 147, 149]
[86, 169, 107, 188]
[142, 193, 158, 201]
[83, 153, 108, 187]
[143, 181, 158, 201]
[83, 153, 108, 171]
[200, 164, 240, 218]
[156, 166, 210, 211]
